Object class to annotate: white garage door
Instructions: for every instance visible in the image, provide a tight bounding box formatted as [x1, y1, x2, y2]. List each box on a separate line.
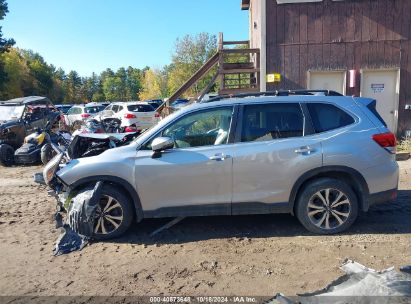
[308, 71, 346, 95]
[361, 70, 399, 133]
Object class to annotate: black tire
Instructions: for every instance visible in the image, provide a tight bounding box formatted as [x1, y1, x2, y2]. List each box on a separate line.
[0, 144, 15, 167]
[74, 184, 134, 240]
[40, 143, 55, 165]
[295, 178, 358, 235]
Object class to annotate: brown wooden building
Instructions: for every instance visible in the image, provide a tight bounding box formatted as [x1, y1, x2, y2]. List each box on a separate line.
[242, 0, 411, 137]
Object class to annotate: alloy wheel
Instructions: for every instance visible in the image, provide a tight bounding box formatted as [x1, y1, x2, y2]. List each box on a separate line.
[94, 195, 124, 235]
[307, 188, 351, 230]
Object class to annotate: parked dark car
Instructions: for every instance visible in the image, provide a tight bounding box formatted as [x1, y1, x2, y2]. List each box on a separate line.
[145, 99, 163, 109]
[171, 98, 190, 110]
[55, 104, 73, 114]
[0, 96, 59, 166]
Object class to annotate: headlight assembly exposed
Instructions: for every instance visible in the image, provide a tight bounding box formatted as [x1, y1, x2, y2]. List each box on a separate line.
[43, 153, 63, 185]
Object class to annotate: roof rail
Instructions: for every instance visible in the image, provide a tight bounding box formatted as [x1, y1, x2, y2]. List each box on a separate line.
[201, 90, 343, 103]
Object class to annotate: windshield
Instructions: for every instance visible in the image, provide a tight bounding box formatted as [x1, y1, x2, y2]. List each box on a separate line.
[172, 99, 189, 106]
[0, 105, 25, 121]
[85, 106, 104, 114]
[133, 107, 185, 145]
[57, 106, 72, 114]
[127, 104, 155, 112]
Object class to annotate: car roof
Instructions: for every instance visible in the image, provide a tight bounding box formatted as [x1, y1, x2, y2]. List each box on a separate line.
[71, 104, 102, 108]
[112, 101, 150, 105]
[0, 96, 52, 106]
[175, 93, 358, 115]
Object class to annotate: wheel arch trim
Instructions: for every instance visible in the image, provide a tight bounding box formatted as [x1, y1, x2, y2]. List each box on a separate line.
[289, 166, 370, 213]
[69, 175, 144, 222]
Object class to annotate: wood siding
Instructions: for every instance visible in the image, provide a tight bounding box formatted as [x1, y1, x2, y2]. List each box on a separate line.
[249, 0, 262, 49]
[264, 0, 411, 136]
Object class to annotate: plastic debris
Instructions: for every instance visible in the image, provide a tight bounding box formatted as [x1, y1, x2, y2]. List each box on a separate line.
[268, 260, 411, 304]
[53, 182, 103, 256]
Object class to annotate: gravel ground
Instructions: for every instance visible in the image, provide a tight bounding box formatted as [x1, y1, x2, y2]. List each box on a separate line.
[0, 161, 410, 297]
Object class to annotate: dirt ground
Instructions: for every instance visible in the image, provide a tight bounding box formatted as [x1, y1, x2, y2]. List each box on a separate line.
[0, 161, 410, 297]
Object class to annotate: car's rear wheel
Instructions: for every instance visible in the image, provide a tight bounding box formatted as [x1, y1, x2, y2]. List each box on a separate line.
[296, 178, 358, 234]
[0, 143, 15, 167]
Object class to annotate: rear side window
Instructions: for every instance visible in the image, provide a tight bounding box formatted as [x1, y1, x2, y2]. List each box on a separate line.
[241, 103, 304, 142]
[307, 103, 354, 133]
[128, 104, 155, 112]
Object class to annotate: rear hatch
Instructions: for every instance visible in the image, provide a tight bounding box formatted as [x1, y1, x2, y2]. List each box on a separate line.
[354, 97, 396, 155]
[126, 104, 155, 125]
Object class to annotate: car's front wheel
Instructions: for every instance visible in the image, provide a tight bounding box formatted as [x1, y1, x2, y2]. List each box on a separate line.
[73, 185, 134, 240]
[296, 178, 358, 234]
[93, 185, 134, 240]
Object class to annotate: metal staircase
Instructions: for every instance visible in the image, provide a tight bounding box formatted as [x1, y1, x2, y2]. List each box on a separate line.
[158, 33, 260, 116]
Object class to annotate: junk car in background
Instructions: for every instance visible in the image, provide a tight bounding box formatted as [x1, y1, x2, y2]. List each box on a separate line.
[0, 96, 59, 166]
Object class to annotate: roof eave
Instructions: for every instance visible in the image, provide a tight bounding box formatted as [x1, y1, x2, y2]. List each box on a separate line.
[241, 0, 250, 10]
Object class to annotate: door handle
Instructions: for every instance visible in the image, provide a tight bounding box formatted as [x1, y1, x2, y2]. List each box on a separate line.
[295, 146, 315, 154]
[210, 153, 231, 161]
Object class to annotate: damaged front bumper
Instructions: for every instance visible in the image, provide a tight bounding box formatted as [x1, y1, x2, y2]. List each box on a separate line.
[34, 152, 72, 226]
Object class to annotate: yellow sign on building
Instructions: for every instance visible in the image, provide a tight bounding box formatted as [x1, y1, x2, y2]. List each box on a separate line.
[267, 73, 281, 83]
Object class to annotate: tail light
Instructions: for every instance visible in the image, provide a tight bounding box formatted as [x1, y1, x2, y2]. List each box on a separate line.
[154, 113, 160, 118]
[81, 113, 90, 118]
[125, 126, 137, 132]
[124, 113, 136, 119]
[372, 132, 396, 154]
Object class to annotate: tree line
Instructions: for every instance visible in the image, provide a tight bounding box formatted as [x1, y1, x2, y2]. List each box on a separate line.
[0, 1, 218, 104]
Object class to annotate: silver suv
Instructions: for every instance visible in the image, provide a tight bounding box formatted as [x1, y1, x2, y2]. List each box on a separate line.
[45, 90, 399, 239]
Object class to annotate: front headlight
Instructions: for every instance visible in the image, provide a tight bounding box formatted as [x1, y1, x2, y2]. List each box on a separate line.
[43, 153, 63, 185]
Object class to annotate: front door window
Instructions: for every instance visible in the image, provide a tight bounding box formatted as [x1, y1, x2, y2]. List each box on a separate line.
[143, 107, 233, 150]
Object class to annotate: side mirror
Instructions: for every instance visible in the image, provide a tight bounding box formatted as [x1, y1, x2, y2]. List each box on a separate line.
[152, 137, 174, 152]
[151, 137, 174, 158]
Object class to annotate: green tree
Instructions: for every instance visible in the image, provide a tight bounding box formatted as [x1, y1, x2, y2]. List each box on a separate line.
[0, 0, 15, 95]
[64, 70, 82, 103]
[167, 32, 217, 97]
[20, 50, 54, 96]
[49, 67, 66, 102]
[1, 48, 29, 99]
[126, 66, 142, 100]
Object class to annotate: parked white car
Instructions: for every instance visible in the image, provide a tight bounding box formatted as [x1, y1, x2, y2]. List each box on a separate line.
[64, 104, 105, 127]
[99, 101, 160, 130]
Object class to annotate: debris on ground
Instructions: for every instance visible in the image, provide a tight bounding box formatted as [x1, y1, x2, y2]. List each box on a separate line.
[53, 182, 103, 256]
[270, 260, 411, 304]
[150, 217, 185, 237]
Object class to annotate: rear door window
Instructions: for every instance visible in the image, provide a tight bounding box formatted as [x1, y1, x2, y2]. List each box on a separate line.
[241, 103, 304, 142]
[307, 103, 355, 133]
